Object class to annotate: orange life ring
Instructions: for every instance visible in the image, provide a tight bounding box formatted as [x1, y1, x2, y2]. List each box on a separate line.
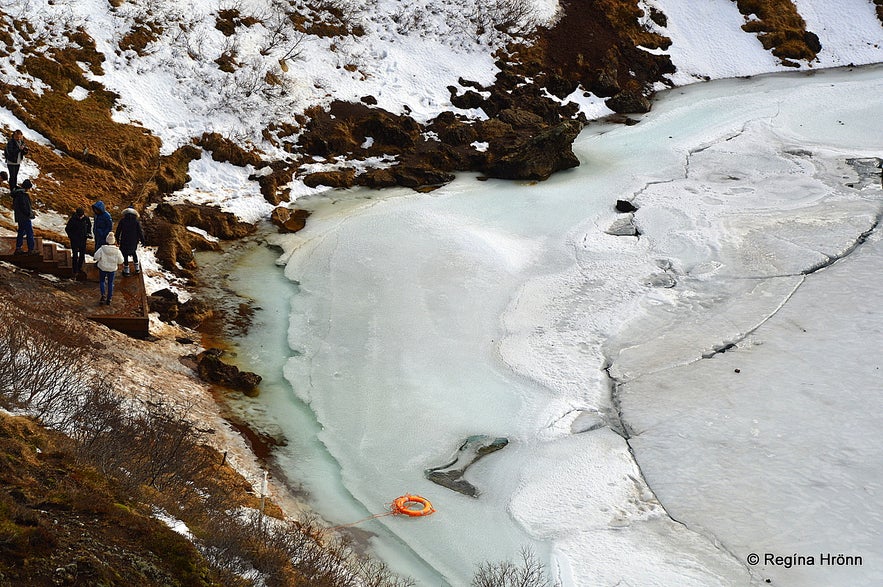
[391, 494, 435, 517]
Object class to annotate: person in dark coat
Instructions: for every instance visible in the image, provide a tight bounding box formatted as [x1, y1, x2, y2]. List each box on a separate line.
[12, 179, 36, 254]
[91, 200, 112, 250]
[65, 207, 92, 279]
[115, 207, 145, 276]
[4, 129, 28, 192]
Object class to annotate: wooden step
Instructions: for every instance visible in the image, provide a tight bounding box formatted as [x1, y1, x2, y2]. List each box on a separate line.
[42, 241, 55, 261]
[57, 248, 72, 269]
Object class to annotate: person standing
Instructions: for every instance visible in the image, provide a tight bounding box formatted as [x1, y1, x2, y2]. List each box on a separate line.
[93, 232, 124, 305]
[4, 130, 28, 192]
[65, 206, 92, 279]
[12, 179, 36, 255]
[91, 200, 112, 250]
[115, 207, 145, 276]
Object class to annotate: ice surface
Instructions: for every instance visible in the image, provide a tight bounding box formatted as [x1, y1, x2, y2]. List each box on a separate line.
[261, 65, 883, 585]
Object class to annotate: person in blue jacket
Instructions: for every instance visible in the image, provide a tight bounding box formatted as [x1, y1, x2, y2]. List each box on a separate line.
[91, 200, 112, 250]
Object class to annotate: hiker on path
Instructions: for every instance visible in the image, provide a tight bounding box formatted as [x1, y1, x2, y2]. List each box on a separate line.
[65, 206, 92, 279]
[12, 179, 36, 255]
[93, 232, 124, 305]
[4, 130, 28, 192]
[115, 207, 144, 276]
[91, 200, 112, 250]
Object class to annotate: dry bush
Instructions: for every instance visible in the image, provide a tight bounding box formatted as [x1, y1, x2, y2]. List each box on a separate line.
[197, 511, 414, 587]
[0, 311, 94, 418]
[472, 548, 558, 587]
[470, 0, 540, 37]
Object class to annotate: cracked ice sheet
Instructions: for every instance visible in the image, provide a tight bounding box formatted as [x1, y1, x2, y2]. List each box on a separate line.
[510, 429, 748, 585]
[619, 228, 883, 585]
[500, 67, 882, 586]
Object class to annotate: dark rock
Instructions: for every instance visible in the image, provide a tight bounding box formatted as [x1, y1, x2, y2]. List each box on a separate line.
[497, 108, 545, 129]
[359, 168, 398, 188]
[458, 77, 485, 89]
[451, 89, 486, 110]
[393, 166, 455, 189]
[297, 100, 421, 158]
[197, 132, 264, 167]
[270, 207, 311, 233]
[425, 435, 509, 497]
[149, 289, 213, 328]
[150, 202, 255, 240]
[433, 116, 479, 146]
[605, 90, 652, 114]
[804, 31, 822, 54]
[592, 70, 621, 97]
[615, 199, 638, 213]
[302, 168, 356, 188]
[195, 348, 262, 396]
[360, 95, 378, 105]
[481, 120, 582, 180]
[143, 220, 199, 276]
[544, 74, 577, 100]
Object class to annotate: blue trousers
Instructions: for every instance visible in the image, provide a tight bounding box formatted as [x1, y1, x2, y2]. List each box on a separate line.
[99, 270, 116, 299]
[15, 218, 35, 251]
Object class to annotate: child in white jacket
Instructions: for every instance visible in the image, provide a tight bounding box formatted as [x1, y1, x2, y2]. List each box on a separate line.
[93, 232, 125, 305]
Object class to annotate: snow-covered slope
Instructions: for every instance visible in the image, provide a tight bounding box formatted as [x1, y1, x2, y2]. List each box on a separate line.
[1, 0, 879, 160]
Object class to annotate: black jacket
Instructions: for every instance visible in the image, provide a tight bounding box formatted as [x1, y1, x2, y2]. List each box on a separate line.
[65, 213, 92, 248]
[12, 187, 32, 223]
[115, 212, 144, 254]
[4, 137, 26, 165]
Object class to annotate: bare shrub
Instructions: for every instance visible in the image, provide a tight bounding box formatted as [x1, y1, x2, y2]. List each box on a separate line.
[471, 0, 539, 37]
[259, 2, 307, 61]
[0, 308, 94, 417]
[197, 510, 414, 587]
[472, 547, 558, 587]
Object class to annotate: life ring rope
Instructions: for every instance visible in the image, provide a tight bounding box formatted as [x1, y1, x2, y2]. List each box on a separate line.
[391, 494, 435, 517]
[326, 493, 435, 530]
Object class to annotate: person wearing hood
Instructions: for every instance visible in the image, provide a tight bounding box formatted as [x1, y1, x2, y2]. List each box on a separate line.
[93, 232, 124, 305]
[91, 200, 112, 250]
[12, 179, 37, 255]
[4, 129, 28, 192]
[115, 207, 145, 276]
[65, 206, 92, 279]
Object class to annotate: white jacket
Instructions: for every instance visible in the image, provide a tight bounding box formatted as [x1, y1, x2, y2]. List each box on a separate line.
[93, 244, 125, 272]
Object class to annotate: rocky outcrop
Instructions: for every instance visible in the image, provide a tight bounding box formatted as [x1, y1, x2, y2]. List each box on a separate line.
[270, 207, 311, 233]
[148, 288, 214, 328]
[303, 169, 356, 189]
[193, 348, 262, 396]
[481, 120, 582, 180]
[145, 203, 257, 276]
[151, 202, 256, 240]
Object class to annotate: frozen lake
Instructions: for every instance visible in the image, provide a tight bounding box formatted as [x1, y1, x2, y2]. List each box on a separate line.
[227, 64, 883, 586]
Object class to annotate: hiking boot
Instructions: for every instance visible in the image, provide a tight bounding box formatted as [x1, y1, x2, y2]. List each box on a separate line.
[122, 267, 130, 277]
[100, 295, 106, 304]
[134, 263, 141, 274]
[13, 248, 24, 255]
[105, 297, 112, 305]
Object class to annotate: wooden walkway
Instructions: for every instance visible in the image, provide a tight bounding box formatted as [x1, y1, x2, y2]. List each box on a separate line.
[0, 236, 150, 338]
